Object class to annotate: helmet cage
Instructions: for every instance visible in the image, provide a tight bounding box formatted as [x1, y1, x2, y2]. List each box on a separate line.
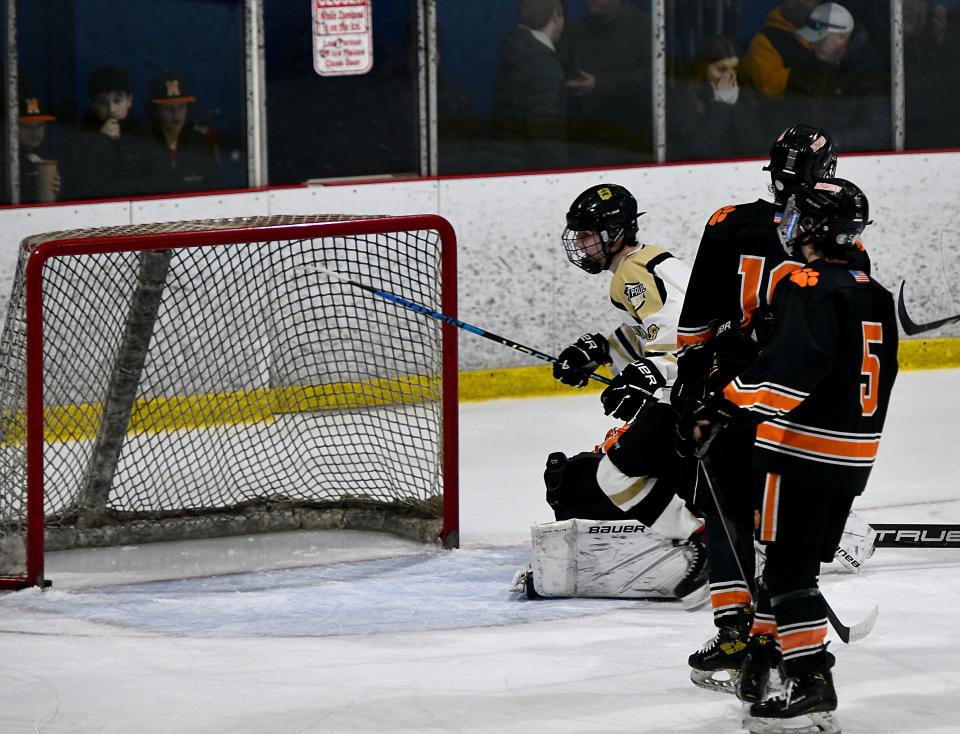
[562, 226, 624, 274]
[562, 183, 642, 274]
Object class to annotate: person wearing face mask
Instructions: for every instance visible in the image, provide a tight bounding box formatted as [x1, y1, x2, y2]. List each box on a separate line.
[668, 35, 763, 162]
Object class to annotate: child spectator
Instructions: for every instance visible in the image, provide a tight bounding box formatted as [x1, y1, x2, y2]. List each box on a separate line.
[144, 69, 221, 193]
[18, 95, 61, 203]
[70, 65, 151, 199]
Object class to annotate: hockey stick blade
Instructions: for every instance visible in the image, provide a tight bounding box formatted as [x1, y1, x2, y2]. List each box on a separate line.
[897, 281, 960, 336]
[825, 601, 878, 644]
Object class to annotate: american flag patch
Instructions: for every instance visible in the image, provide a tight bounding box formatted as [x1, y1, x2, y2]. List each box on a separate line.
[849, 270, 870, 283]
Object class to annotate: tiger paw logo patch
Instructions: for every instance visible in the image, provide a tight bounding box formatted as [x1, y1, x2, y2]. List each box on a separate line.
[789, 267, 819, 287]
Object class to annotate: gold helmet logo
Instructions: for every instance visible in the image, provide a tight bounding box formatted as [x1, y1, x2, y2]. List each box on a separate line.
[597, 187, 613, 200]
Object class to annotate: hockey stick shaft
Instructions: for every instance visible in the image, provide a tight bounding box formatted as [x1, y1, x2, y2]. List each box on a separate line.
[870, 524, 960, 548]
[897, 281, 960, 335]
[698, 457, 876, 643]
[301, 265, 614, 387]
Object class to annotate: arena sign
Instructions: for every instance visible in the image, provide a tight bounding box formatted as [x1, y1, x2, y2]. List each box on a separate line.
[312, 0, 373, 77]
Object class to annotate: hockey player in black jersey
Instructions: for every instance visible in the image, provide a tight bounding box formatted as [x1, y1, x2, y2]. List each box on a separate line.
[690, 179, 898, 734]
[668, 124, 840, 692]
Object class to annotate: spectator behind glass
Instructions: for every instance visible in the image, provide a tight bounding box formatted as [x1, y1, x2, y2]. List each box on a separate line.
[18, 95, 61, 203]
[558, 0, 652, 166]
[144, 70, 221, 193]
[490, 0, 568, 172]
[668, 35, 763, 162]
[740, 0, 818, 137]
[787, 2, 890, 152]
[69, 65, 150, 199]
[903, 0, 960, 149]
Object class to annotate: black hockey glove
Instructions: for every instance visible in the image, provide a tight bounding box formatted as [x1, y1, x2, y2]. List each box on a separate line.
[675, 391, 746, 458]
[553, 333, 610, 387]
[600, 358, 666, 422]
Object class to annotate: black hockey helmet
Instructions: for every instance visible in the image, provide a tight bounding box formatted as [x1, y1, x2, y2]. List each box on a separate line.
[561, 183, 645, 274]
[764, 124, 838, 199]
[778, 178, 871, 258]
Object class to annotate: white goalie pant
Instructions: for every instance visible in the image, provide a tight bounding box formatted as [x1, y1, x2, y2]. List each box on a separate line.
[527, 519, 690, 598]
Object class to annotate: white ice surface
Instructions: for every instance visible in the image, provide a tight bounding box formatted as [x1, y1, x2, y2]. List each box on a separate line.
[2, 369, 960, 733]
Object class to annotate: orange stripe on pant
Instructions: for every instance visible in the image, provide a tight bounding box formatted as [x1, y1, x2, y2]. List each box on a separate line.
[760, 473, 780, 542]
[711, 589, 752, 610]
[779, 626, 827, 654]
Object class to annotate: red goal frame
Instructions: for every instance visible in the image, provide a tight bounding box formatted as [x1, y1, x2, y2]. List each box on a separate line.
[1, 214, 459, 590]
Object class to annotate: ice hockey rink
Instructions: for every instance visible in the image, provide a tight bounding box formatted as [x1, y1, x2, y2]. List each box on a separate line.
[2, 368, 959, 734]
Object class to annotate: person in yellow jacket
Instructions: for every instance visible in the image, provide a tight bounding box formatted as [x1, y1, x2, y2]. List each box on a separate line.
[741, 1, 818, 107]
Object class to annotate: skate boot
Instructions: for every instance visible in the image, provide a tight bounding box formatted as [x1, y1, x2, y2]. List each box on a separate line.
[688, 607, 753, 694]
[746, 663, 840, 734]
[736, 634, 781, 703]
[673, 526, 709, 610]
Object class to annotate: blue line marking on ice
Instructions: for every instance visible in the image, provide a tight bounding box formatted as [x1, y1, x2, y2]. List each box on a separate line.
[7, 548, 655, 637]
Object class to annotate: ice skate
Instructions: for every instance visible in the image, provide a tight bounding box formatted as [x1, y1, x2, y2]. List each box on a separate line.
[736, 634, 781, 703]
[745, 665, 840, 734]
[688, 608, 753, 694]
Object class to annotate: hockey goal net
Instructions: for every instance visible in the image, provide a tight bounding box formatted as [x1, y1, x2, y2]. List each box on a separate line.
[0, 214, 459, 589]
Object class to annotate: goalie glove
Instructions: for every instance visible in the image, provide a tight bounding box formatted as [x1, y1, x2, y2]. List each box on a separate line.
[553, 333, 610, 387]
[599, 358, 666, 422]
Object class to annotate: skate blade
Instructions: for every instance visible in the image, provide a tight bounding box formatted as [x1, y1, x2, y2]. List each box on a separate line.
[744, 710, 841, 734]
[690, 667, 738, 695]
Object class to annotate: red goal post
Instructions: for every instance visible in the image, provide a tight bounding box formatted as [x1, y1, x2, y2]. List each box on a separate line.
[0, 214, 459, 590]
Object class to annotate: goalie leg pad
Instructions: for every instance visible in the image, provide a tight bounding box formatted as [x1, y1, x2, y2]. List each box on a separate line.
[527, 519, 690, 598]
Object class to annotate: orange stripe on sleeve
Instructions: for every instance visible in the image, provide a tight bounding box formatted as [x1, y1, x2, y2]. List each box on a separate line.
[723, 381, 804, 413]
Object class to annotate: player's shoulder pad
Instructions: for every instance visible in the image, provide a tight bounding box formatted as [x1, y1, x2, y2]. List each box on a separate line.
[703, 200, 776, 231]
[784, 263, 858, 303]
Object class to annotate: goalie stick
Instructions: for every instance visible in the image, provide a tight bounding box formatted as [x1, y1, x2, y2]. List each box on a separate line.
[698, 456, 878, 644]
[897, 281, 960, 335]
[299, 265, 659, 392]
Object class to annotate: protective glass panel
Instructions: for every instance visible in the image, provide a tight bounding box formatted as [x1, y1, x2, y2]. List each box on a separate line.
[437, 0, 655, 175]
[16, 0, 246, 203]
[263, 0, 420, 184]
[903, 0, 960, 149]
[666, 0, 893, 162]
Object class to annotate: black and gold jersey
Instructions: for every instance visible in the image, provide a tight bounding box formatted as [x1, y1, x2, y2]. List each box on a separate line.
[606, 244, 690, 381]
[722, 260, 898, 494]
